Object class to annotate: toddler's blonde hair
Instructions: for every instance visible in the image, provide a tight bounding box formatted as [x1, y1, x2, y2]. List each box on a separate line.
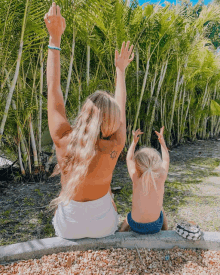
[134, 147, 163, 196]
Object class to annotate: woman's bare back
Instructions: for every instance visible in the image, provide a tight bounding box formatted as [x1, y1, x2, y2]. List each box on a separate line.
[55, 132, 123, 202]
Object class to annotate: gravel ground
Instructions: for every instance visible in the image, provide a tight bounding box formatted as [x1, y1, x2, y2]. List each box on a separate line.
[1, 247, 220, 274]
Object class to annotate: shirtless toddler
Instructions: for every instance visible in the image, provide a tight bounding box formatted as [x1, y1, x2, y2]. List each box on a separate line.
[119, 126, 169, 233]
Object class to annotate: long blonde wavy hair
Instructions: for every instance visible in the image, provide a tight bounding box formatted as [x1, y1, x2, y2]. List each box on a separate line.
[134, 147, 164, 196]
[48, 90, 121, 212]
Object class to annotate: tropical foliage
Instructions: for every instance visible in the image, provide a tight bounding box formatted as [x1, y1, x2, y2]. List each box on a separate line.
[0, 0, 220, 178]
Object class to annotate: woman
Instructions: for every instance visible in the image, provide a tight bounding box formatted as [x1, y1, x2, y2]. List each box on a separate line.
[44, 2, 134, 239]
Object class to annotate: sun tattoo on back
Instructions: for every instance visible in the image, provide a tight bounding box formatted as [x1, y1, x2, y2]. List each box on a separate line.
[110, 150, 117, 159]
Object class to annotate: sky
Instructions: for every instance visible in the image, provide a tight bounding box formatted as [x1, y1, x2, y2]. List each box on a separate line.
[139, 0, 213, 6]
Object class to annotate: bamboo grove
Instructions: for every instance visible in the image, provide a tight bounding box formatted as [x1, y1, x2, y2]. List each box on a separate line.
[0, 0, 220, 177]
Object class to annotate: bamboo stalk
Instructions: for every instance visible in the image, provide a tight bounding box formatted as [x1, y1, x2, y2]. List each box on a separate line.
[29, 114, 39, 167]
[179, 84, 186, 141]
[78, 77, 81, 115]
[138, 118, 141, 144]
[214, 117, 220, 136]
[27, 128, 32, 175]
[0, 0, 30, 141]
[87, 45, 90, 86]
[0, 0, 13, 89]
[193, 81, 209, 139]
[132, 45, 151, 144]
[136, 46, 139, 100]
[162, 88, 168, 130]
[38, 44, 43, 166]
[4, 68, 29, 172]
[126, 102, 132, 147]
[143, 67, 158, 143]
[64, 28, 76, 106]
[146, 60, 168, 146]
[167, 66, 181, 145]
[32, 49, 41, 115]
[177, 85, 183, 143]
[184, 92, 191, 139]
[146, 66, 158, 118]
[18, 140, 25, 176]
[210, 85, 217, 137]
[125, 0, 130, 7]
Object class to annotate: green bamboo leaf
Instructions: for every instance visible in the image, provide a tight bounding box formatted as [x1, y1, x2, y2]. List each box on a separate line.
[210, 100, 220, 116]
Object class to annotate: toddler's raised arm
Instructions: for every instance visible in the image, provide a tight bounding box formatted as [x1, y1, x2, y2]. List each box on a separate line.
[155, 126, 169, 173]
[126, 129, 143, 182]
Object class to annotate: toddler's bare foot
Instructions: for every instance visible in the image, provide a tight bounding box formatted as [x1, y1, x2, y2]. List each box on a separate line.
[119, 217, 130, 232]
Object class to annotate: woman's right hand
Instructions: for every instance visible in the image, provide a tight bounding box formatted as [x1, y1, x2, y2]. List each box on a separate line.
[44, 2, 66, 41]
[115, 41, 134, 72]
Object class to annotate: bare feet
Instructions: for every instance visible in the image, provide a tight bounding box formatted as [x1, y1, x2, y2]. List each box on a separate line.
[161, 207, 168, 230]
[119, 217, 130, 232]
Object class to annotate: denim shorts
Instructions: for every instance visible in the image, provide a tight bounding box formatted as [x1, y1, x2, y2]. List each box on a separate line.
[127, 211, 163, 234]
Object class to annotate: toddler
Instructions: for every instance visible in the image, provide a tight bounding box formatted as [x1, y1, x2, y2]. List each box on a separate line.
[119, 126, 169, 233]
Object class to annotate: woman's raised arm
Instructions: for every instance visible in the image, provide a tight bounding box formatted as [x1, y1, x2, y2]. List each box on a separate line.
[44, 2, 72, 147]
[113, 41, 134, 147]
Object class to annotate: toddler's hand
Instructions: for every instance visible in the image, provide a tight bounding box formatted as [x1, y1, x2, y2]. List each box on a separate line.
[132, 129, 144, 144]
[155, 126, 167, 148]
[44, 2, 66, 40]
[115, 41, 134, 72]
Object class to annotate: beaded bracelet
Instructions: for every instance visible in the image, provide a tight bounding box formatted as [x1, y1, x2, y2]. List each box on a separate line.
[48, 45, 61, 51]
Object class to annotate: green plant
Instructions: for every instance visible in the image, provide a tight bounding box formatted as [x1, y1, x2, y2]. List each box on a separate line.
[1, 0, 220, 178]
[34, 189, 43, 196]
[23, 197, 34, 206]
[2, 210, 12, 217]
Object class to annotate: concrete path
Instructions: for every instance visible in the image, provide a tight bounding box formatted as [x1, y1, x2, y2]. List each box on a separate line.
[204, 165, 220, 185]
[1, 231, 220, 265]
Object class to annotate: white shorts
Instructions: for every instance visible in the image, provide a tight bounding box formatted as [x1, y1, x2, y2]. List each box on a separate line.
[52, 192, 119, 239]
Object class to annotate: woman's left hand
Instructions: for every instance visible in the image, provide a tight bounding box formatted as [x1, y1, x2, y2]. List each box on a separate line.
[44, 2, 66, 40]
